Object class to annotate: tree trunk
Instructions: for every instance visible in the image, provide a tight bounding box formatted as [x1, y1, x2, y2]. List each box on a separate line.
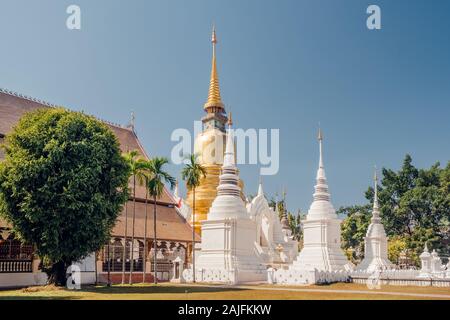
[121, 200, 128, 284]
[153, 195, 158, 284]
[143, 184, 148, 283]
[47, 260, 68, 287]
[107, 241, 111, 287]
[94, 251, 98, 286]
[192, 187, 196, 283]
[129, 175, 136, 284]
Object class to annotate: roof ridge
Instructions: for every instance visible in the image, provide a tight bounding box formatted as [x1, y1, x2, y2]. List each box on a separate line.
[0, 87, 58, 108]
[0, 87, 133, 131]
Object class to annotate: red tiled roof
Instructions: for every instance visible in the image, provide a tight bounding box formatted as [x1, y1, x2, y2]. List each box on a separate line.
[113, 201, 200, 242]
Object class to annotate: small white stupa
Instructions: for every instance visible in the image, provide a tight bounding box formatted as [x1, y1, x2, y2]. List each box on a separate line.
[193, 116, 267, 284]
[289, 129, 352, 272]
[356, 169, 394, 272]
[419, 243, 432, 277]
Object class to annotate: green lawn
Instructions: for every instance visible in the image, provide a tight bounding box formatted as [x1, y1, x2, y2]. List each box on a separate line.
[0, 282, 449, 300]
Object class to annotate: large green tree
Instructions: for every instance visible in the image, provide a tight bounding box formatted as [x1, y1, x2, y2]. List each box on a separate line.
[340, 155, 450, 266]
[0, 108, 129, 285]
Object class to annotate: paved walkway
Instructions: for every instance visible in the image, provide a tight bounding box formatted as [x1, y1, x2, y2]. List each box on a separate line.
[189, 283, 450, 299]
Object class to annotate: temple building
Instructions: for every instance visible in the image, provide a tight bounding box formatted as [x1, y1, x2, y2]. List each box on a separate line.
[184, 120, 267, 284]
[288, 129, 352, 272]
[0, 89, 199, 287]
[186, 27, 244, 236]
[355, 170, 394, 272]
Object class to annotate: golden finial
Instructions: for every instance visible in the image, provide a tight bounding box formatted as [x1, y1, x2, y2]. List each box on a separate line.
[204, 25, 224, 110]
[227, 112, 233, 126]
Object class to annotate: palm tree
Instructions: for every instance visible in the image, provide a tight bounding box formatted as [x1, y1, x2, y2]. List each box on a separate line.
[147, 157, 176, 284]
[128, 157, 148, 284]
[138, 160, 152, 283]
[121, 150, 142, 284]
[181, 154, 206, 283]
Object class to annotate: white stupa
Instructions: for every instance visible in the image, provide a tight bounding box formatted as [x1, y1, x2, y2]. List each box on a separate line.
[193, 117, 267, 284]
[289, 129, 352, 272]
[356, 169, 394, 272]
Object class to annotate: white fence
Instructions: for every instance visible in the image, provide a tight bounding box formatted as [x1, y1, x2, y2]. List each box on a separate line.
[351, 269, 450, 287]
[182, 268, 235, 284]
[270, 268, 351, 285]
[269, 268, 450, 287]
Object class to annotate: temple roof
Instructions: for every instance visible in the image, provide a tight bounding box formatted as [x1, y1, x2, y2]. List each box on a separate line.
[0, 89, 198, 242]
[113, 200, 199, 242]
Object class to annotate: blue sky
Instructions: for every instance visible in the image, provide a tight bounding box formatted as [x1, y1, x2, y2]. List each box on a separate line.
[0, 0, 449, 213]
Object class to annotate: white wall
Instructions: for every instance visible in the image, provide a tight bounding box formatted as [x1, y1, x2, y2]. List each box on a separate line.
[0, 273, 47, 288]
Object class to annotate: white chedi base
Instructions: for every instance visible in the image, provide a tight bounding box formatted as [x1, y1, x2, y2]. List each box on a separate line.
[355, 237, 394, 272]
[291, 218, 352, 272]
[192, 218, 267, 284]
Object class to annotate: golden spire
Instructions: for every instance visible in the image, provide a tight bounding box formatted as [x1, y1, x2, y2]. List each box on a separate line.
[204, 25, 224, 110]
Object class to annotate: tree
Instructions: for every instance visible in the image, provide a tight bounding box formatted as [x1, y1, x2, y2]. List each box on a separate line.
[287, 210, 304, 242]
[268, 196, 304, 245]
[181, 154, 206, 283]
[339, 205, 371, 262]
[387, 236, 407, 265]
[147, 157, 175, 284]
[340, 155, 449, 266]
[0, 108, 129, 285]
[122, 150, 148, 284]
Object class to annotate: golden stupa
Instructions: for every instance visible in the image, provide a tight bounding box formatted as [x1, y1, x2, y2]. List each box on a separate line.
[186, 27, 244, 235]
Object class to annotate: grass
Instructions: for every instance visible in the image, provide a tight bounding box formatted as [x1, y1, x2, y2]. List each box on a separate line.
[0, 282, 449, 300]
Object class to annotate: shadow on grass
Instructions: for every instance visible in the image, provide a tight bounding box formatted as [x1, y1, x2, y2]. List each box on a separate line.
[0, 284, 245, 300]
[82, 284, 244, 295]
[0, 295, 82, 300]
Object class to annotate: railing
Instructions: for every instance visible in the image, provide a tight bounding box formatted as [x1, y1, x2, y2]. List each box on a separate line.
[0, 241, 34, 260]
[102, 260, 144, 272]
[150, 261, 172, 272]
[0, 260, 33, 273]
